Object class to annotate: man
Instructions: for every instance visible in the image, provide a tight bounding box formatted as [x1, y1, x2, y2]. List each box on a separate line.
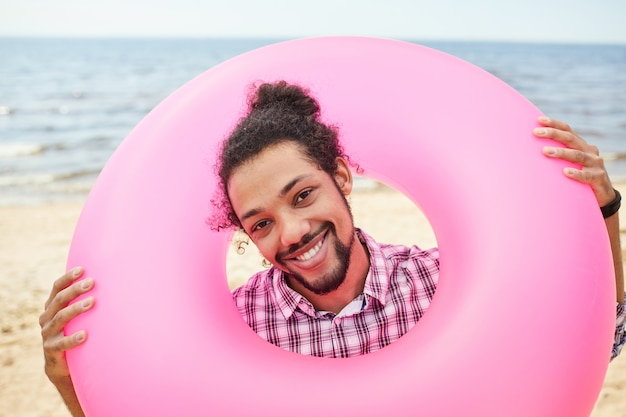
[40, 82, 625, 416]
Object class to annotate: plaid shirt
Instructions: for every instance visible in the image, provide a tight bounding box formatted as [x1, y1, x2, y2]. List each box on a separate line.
[615, 303, 625, 360]
[232, 229, 626, 360]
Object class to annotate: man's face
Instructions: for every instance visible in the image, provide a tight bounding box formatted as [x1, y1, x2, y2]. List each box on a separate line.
[227, 142, 356, 295]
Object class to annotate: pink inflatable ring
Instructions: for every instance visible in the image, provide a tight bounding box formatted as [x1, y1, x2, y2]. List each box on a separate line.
[66, 37, 615, 417]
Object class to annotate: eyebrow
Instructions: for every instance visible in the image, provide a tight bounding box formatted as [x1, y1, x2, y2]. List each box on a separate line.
[239, 174, 311, 222]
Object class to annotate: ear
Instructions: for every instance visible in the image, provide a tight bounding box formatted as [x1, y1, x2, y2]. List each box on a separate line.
[334, 157, 353, 196]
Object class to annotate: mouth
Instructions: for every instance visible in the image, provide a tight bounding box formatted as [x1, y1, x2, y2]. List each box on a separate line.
[295, 238, 324, 261]
[282, 227, 329, 264]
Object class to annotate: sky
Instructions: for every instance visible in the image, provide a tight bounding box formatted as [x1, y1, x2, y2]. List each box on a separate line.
[1, 0, 625, 44]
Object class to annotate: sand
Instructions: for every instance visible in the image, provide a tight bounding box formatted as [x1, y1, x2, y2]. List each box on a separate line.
[1, 184, 624, 416]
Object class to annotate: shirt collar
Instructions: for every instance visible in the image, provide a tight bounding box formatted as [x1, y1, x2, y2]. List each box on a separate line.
[272, 228, 391, 320]
[358, 228, 390, 305]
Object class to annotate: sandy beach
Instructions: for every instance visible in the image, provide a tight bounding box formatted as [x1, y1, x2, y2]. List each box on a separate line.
[1, 184, 624, 416]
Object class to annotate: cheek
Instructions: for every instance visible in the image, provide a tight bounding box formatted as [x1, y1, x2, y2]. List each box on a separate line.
[251, 237, 278, 264]
[329, 197, 353, 228]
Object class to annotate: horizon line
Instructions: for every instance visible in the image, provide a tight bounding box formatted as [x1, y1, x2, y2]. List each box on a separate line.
[1, 34, 625, 47]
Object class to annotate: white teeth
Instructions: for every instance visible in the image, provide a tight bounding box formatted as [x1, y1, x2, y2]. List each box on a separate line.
[296, 240, 323, 261]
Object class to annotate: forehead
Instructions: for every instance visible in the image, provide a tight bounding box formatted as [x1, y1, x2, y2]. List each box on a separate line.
[230, 142, 316, 184]
[227, 142, 323, 211]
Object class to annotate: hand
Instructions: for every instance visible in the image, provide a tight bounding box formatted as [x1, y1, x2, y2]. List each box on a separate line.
[534, 116, 616, 207]
[39, 267, 95, 382]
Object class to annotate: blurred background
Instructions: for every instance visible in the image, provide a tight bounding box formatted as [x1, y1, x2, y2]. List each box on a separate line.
[1, 0, 625, 206]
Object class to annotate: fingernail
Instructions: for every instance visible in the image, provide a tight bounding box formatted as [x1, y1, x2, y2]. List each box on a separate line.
[72, 267, 83, 277]
[81, 297, 93, 309]
[74, 331, 86, 343]
[544, 147, 556, 156]
[80, 278, 93, 291]
[535, 128, 547, 136]
[539, 116, 550, 123]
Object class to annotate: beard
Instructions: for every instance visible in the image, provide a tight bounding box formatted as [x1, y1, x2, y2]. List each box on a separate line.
[276, 221, 354, 295]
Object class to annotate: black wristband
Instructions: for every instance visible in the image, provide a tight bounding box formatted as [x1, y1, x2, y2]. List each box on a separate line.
[601, 189, 621, 219]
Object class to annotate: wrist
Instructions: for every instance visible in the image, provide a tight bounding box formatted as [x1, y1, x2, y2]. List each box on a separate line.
[601, 189, 621, 219]
[47, 372, 72, 385]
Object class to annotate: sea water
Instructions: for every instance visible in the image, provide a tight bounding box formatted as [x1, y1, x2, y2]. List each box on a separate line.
[1, 37, 625, 206]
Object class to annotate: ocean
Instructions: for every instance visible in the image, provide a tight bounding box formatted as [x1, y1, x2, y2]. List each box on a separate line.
[1, 37, 625, 206]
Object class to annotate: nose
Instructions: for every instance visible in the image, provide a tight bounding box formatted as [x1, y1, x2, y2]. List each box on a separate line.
[278, 211, 311, 248]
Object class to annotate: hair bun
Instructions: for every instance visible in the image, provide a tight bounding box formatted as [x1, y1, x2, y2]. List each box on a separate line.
[250, 81, 320, 119]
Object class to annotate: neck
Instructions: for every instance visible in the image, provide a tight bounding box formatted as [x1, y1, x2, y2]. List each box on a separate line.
[287, 230, 370, 314]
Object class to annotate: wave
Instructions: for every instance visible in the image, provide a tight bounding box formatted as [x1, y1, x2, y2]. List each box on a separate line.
[0, 173, 56, 186]
[0, 143, 46, 157]
[54, 169, 101, 181]
[601, 152, 626, 161]
[0, 169, 100, 187]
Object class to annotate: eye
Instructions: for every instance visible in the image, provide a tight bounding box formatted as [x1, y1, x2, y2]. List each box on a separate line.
[252, 219, 271, 232]
[295, 189, 313, 204]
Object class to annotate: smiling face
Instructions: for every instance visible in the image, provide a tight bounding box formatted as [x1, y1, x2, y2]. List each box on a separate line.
[227, 141, 359, 295]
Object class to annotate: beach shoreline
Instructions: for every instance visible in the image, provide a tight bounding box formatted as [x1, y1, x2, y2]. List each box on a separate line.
[1, 184, 624, 416]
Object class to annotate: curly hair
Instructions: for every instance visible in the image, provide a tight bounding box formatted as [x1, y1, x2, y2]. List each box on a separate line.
[210, 81, 357, 231]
